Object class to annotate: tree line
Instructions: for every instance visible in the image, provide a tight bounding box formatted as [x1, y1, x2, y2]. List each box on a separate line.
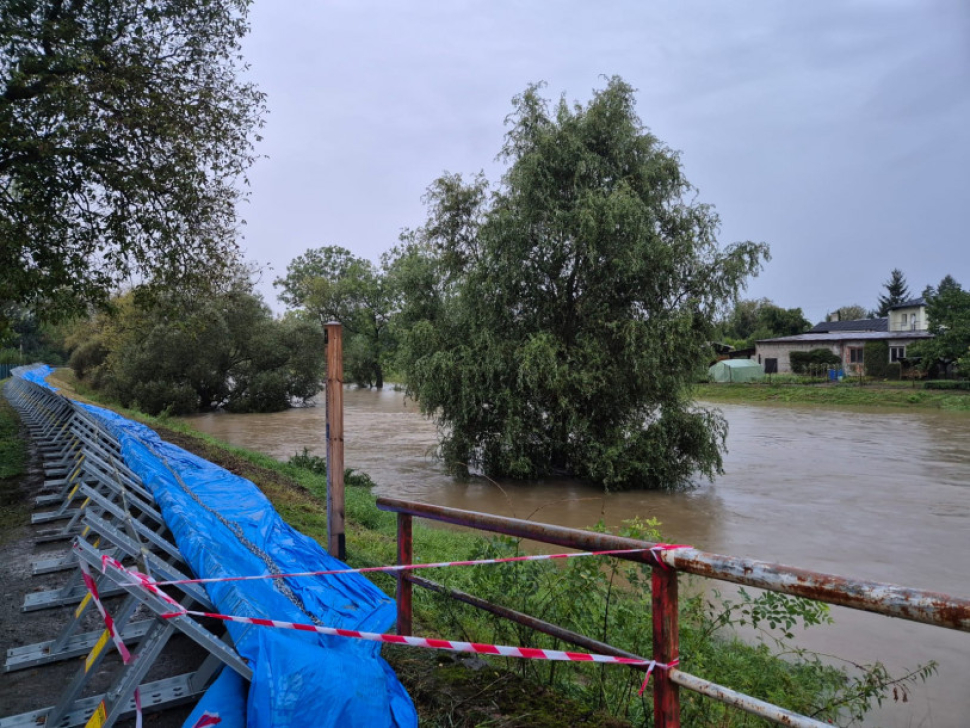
[2, 0, 965, 491]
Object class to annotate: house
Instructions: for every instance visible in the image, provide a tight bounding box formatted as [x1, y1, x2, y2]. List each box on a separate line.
[754, 300, 933, 374]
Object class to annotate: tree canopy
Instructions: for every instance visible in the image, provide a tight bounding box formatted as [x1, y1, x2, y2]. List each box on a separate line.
[65, 278, 324, 415]
[833, 304, 869, 321]
[718, 298, 810, 348]
[911, 276, 970, 377]
[275, 245, 395, 388]
[876, 269, 910, 316]
[397, 78, 769, 490]
[0, 0, 265, 325]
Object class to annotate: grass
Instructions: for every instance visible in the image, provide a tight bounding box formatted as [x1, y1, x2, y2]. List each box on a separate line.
[694, 381, 970, 411]
[0, 380, 30, 544]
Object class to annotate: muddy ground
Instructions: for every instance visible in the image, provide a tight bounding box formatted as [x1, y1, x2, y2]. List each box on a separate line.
[0, 437, 201, 727]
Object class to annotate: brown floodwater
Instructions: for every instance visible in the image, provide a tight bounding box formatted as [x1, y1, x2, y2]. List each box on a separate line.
[184, 388, 970, 727]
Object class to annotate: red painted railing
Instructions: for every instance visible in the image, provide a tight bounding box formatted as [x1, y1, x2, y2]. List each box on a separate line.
[376, 497, 970, 728]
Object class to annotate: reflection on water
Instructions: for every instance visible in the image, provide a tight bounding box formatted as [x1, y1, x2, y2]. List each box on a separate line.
[184, 389, 970, 727]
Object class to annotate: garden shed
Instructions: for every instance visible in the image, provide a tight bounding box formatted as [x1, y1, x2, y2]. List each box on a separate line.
[708, 359, 765, 383]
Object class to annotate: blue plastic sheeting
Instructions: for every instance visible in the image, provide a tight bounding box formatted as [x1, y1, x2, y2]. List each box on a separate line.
[75, 401, 417, 728]
[183, 667, 247, 728]
[8, 362, 415, 728]
[14, 366, 415, 725]
[17, 364, 56, 390]
[73, 401, 417, 728]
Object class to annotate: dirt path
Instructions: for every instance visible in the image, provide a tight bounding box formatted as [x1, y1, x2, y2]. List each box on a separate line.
[0, 428, 201, 727]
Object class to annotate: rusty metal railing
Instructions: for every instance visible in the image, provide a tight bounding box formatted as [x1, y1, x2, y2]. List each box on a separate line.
[376, 497, 970, 728]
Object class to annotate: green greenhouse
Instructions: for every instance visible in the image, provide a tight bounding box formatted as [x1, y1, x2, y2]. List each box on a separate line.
[708, 359, 765, 383]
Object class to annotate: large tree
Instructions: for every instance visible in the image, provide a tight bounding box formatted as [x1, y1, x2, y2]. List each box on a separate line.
[0, 0, 265, 325]
[910, 276, 970, 377]
[718, 298, 809, 348]
[398, 79, 769, 490]
[876, 269, 910, 316]
[275, 245, 394, 388]
[65, 281, 324, 415]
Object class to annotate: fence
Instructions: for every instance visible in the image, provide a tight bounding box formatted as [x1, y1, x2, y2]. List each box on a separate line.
[0, 363, 12, 380]
[376, 497, 970, 728]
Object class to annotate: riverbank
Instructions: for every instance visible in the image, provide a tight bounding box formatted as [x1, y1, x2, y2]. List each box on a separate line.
[9, 370, 934, 726]
[694, 381, 970, 411]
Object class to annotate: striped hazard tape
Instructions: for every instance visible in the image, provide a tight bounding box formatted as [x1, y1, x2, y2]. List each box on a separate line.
[92, 541, 689, 704]
[158, 606, 677, 693]
[148, 544, 691, 588]
[78, 558, 141, 728]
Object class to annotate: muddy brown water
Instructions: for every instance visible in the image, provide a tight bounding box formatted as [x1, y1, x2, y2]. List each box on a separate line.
[185, 388, 970, 727]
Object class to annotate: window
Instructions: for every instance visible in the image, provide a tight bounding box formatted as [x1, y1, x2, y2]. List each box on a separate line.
[764, 358, 778, 374]
[848, 347, 864, 364]
[890, 346, 905, 362]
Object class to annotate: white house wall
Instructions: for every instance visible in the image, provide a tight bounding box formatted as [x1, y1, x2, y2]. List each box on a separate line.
[754, 342, 841, 374]
[755, 337, 927, 374]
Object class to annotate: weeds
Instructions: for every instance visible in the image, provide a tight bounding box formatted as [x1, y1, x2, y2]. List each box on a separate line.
[0, 381, 29, 543]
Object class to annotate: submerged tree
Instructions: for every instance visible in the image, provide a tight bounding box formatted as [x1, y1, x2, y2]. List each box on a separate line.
[398, 78, 769, 490]
[275, 245, 394, 388]
[65, 280, 324, 415]
[876, 269, 911, 316]
[0, 0, 265, 326]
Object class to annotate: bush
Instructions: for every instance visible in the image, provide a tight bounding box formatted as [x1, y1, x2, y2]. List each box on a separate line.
[923, 380, 970, 390]
[68, 339, 108, 380]
[127, 381, 199, 416]
[789, 349, 841, 375]
[863, 341, 901, 380]
[226, 370, 291, 413]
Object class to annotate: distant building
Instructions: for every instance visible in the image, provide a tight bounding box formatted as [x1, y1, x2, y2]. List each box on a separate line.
[754, 301, 933, 374]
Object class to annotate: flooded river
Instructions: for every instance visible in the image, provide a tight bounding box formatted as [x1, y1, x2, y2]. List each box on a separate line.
[185, 388, 970, 726]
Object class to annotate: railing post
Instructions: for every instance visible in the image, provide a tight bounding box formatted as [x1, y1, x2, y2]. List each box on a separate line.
[652, 564, 680, 728]
[396, 513, 413, 636]
[325, 321, 346, 561]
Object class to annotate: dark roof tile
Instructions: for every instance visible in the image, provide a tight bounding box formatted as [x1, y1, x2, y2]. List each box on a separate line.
[810, 318, 887, 333]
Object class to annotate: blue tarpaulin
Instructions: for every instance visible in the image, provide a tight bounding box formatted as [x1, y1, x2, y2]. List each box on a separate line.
[15, 365, 416, 727]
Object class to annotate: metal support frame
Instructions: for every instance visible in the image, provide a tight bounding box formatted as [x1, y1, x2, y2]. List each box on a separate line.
[2, 374, 253, 728]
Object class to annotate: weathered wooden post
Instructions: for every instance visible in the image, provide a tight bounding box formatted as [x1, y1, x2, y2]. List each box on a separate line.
[652, 562, 680, 727]
[325, 321, 346, 561]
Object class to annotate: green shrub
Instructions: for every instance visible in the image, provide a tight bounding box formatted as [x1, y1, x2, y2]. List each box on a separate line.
[789, 348, 841, 375]
[863, 341, 894, 379]
[923, 380, 970, 390]
[127, 381, 199, 416]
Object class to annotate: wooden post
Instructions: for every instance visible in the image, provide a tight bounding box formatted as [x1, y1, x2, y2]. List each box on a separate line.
[325, 321, 346, 561]
[396, 513, 413, 636]
[652, 564, 680, 727]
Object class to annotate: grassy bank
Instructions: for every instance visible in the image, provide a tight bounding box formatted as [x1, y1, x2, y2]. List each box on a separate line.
[0, 380, 29, 544]
[40, 368, 932, 726]
[694, 381, 970, 411]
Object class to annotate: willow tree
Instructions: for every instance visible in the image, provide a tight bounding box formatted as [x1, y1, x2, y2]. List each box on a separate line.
[399, 78, 769, 490]
[0, 0, 265, 325]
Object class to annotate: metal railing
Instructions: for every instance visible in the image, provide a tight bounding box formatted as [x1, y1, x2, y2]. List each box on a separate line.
[376, 497, 970, 728]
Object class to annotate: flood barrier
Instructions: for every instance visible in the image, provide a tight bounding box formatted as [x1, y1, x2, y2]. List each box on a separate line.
[2, 365, 416, 728]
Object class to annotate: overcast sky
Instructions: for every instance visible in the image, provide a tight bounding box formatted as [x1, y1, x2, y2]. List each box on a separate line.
[238, 0, 969, 324]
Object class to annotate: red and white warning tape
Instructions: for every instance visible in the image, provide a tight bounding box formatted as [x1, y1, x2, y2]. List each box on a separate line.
[157, 605, 678, 695]
[149, 544, 691, 588]
[78, 558, 142, 728]
[192, 713, 221, 727]
[87, 541, 690, 705]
